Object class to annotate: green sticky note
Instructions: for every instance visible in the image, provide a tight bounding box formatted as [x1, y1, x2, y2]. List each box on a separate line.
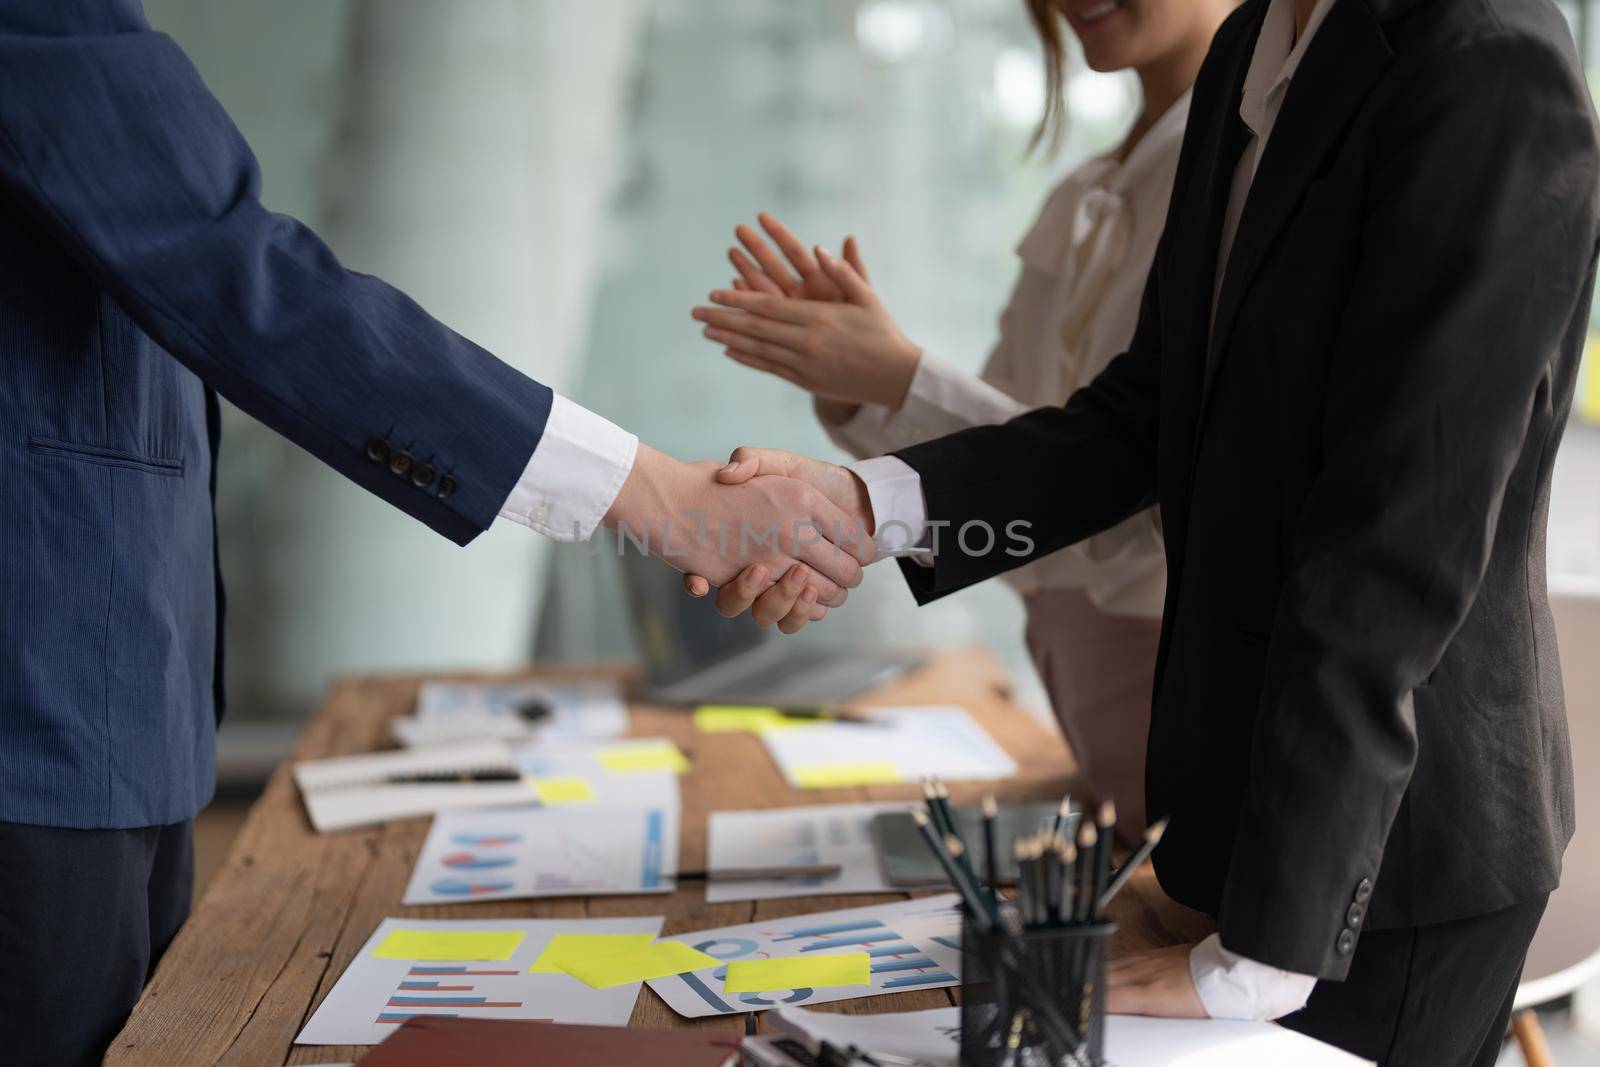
[723, 952, 872, 993]
[373, 928, 525, 961]
[694, 706, 808, 733]
[791, 761, 904, 788]
[598, 741, 689, 774]
[529, 933, 656, 974]
[530, 776, 596, 805]
[554, 940, 720, 990]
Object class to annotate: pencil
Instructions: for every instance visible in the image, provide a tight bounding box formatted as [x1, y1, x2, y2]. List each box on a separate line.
[912, 810, 993, 931]
[945, 833, 997, 930]
[981, 794, 999, 900]
[1096, 818, 1169, 912]
[1092, 799, 1115, 921]
[1074, 820, 1098, 923]
[1052, 794, 1072, 840]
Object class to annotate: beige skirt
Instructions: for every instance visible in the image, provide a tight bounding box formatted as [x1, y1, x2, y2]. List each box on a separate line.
[1023, 587, 1162, 845]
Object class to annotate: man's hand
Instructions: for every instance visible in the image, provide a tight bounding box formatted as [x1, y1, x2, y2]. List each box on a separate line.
[604, 445, 874, 622]
[680, 447, 876, 633]
[1106, 944, 1209, 1018]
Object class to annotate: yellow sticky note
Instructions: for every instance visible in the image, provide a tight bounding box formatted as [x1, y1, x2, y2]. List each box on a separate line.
[531, 776, 596, 805]
[373, 928, 525, 961]
[694, 706, 809, 733]
[598, 741, 689, 774]
[791, 761, 904, 788]
[530, 933, 656, 974]
[555, 940, 720, 990]
[723, 952, 871, 993]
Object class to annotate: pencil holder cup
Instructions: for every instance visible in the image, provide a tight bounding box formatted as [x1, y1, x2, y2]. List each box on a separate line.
[959, 912, 1114, 1067]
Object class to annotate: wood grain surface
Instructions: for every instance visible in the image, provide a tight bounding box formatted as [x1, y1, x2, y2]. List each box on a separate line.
[106, 647, 1214, 1066]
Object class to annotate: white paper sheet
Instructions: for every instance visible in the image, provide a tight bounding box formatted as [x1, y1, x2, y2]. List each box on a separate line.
[391, 679, 629, 747]
[646, 896, 963, 1018]
[759, 706, 1017, 788]
[293, 740, 537, 833]
[295, 915, 663, 1046]
[402, 801, 680, 905]
[754, 1007, 1373, 1067]
[706, 802, 924, 903]
[510, 738, 684, 809]
[768, 1005, 961, 1066]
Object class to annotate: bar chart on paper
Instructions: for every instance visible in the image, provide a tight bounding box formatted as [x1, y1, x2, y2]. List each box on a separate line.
[295, 916, 664, 1046]
[646, 896, 964, 1018]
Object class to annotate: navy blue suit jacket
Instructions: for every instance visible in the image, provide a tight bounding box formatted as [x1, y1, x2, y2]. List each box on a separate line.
[0, 0, 553, 828]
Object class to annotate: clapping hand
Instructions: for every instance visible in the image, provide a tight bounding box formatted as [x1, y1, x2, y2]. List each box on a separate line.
[694, 213, 923, 413]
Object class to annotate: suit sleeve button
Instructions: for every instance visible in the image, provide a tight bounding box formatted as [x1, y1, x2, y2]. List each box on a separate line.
[411, 463, 437, 488]
[388, 450, 413, 476]
[1354, 878, 1373, 904]
[437, 474, 456, 500]
[1346, 903, 1365, 928]
[365, 437, 391, 463]
[1336, 929, 1356, 955]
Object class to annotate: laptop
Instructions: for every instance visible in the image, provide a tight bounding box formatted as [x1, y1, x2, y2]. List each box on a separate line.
[620, 548, 923, 706]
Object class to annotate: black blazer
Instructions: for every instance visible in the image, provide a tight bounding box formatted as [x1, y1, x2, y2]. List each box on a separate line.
[895, 0, 1600, 979]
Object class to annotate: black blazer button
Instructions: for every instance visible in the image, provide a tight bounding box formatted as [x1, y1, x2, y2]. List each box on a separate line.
[1336, 929, 1356, 955]
[1346, 903, 1365, 929]
[1354, 878, 1373, 904]
[411, 463, 437, 489]
[389, 450, 413, 476]
[365, 437, 391, 463]
[437, 474, 456, 500]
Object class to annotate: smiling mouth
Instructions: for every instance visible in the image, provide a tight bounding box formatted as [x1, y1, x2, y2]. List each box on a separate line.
[1073, 0, 1126, 25]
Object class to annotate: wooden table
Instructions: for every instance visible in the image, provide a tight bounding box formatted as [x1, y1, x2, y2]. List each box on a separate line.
[108, 647, 1214, 1066]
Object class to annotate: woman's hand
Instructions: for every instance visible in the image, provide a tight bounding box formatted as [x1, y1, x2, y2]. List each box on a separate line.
[725, 211, 870, 301]
[693, 245, 922, 409]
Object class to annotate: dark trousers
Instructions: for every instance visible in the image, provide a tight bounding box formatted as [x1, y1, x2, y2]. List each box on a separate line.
[0, 820, 193, 1067]
[1282, 895, 1547, 1067]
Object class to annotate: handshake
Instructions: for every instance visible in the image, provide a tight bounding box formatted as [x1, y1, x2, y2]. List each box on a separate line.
[603, 443, 878, 635]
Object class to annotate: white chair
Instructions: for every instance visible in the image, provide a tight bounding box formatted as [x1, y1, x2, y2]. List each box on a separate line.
[1508, 580, 1600, 1067]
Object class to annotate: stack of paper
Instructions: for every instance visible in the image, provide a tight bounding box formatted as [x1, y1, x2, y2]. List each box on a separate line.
[758, 706, 1017, 789]
[390, 679, 629, 748]
[402, 800, 681, 905]
[295, 917, 665, 1046]
[646, 896, 963, 1018]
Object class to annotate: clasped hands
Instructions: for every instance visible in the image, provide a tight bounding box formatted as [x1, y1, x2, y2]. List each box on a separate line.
[603, 444, 875, 634]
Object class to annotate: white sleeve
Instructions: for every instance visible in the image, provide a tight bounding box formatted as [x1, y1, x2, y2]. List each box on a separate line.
[892, 352, 1030, 441]
[1188, 933, 1318, 1021]
[845, 455, 933, 560]
[497, 394, 638, 542]
[815, 353, 1031, 461]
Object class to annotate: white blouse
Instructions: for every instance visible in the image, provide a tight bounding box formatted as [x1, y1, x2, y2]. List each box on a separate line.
[818, 92, 1192, 618]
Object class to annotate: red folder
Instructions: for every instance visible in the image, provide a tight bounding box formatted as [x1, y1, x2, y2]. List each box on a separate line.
[359, 1017, 744, 1066]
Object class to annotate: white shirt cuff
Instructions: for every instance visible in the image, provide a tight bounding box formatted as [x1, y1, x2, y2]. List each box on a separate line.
[845, 455, 931, 559]
[1188, 933, 1317, 1021]
[498, 394, 638, 543]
